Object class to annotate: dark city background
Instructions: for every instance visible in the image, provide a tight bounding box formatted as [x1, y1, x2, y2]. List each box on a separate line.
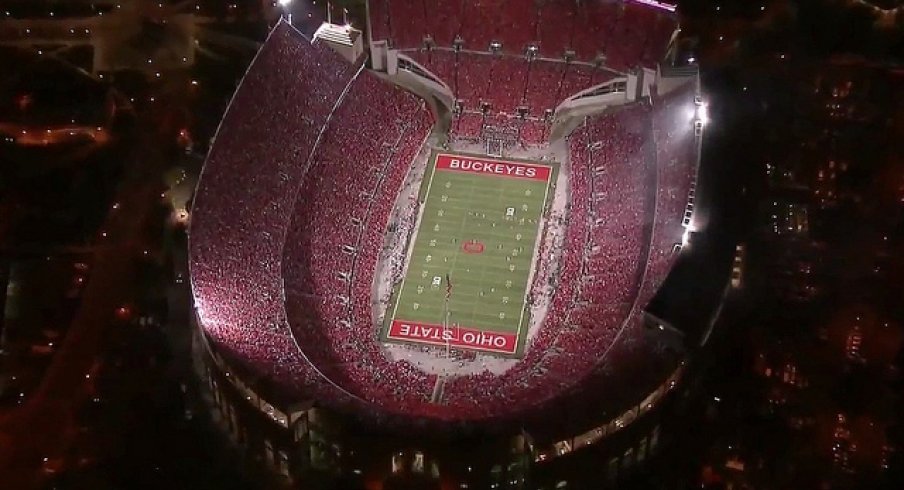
[0, 1, 901, 489]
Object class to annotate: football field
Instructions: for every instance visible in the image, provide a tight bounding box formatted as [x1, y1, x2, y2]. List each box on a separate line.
[384, 153, 554, 356]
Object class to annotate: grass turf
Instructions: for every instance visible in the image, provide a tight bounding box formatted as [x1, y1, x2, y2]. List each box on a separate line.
[384, 152, 554, 355]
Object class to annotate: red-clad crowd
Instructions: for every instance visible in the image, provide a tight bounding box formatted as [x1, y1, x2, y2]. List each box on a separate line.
[371, 0, 676, 69]
[401, 48, 619, 148]
[282, 67, 438, 411]
[451, 111, 485, 140]
[191, 18, 699, 423]
[435, 95, 697, 418]
[408, 50, 615, 116]
[427, 105, 643, 416]
[189, 24, 358, 396]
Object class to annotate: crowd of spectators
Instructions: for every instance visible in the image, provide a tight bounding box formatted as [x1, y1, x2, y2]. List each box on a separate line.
[407, 49, 613, 117]
[578, 104, 651, 309]
[281, 66, 437, 410]
[525, 59, 569, 114]
[450, 109, 550, 149]
[191, 22, 435, 418]
[401, 48, 619, 149]
[404, 49, 458, 93]
[189, 23, 358, 397]
[191, 20, 699, 424]
[438, 94, 695, 418]
[559, 62, 607, 100]
[370, 0, 676, 68]
[520, 119, 548, 145]
[451, 111, 485, 140]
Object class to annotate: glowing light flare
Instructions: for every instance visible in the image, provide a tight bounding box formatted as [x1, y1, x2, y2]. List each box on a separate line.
[278, 0, 292, 6]
[697, 102, 710, 126]
[682, 221, 700, 247]
[173, 208, 190, 225]
[115, 305, 131, 320]
[627, 0, 677, 12]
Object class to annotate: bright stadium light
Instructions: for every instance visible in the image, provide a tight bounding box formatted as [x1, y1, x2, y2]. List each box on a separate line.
[278, 0, 293, 24]
[697, 102, 710, 126]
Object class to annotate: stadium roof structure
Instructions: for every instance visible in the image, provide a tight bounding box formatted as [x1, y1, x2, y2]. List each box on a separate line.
[190, 3, 711, 439]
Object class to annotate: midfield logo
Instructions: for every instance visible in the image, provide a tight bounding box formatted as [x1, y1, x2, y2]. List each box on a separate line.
[462, 240, 485, 254]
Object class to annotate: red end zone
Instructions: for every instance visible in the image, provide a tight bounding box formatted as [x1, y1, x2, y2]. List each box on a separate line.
[436, 154, 551, 182]
[388, 320, 518, 354]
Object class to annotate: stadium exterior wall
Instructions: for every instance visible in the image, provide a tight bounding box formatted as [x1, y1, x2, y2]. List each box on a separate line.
[190, 303, 691, 489]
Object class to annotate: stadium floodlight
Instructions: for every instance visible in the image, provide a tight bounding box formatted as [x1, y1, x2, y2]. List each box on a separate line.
[697, 102, 709, 126]
[278, 0, 293, 24]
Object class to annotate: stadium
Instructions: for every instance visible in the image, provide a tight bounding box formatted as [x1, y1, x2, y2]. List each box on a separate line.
[188, 0, 728, 486]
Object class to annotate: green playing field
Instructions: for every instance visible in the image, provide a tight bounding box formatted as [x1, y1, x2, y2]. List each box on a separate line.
[384, 152, 554, 356]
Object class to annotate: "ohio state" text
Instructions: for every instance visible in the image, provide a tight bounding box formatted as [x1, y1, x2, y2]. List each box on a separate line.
[388, 320, 518, 354]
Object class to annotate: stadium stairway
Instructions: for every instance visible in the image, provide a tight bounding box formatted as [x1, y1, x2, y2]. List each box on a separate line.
[430, 377, 445, 404]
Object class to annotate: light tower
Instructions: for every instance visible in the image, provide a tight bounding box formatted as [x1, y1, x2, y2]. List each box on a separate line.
[278, 0, 292, 25]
